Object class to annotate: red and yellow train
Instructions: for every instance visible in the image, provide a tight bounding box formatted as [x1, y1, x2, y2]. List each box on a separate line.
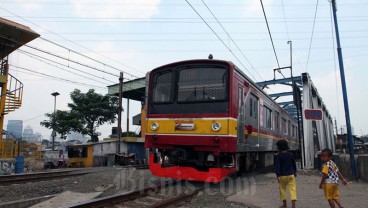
[145, 59, 298, 182]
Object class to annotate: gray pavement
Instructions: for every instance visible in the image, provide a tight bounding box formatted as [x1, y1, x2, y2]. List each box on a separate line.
[227, 171, 368, 208]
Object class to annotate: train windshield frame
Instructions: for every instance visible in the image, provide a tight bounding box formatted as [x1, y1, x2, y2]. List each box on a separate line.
[149, 63, 229, 115]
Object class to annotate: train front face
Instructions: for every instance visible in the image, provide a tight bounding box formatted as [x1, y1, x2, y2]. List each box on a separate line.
[145, 60, 237, 182]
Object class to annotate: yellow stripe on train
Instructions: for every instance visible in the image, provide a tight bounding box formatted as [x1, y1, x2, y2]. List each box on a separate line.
[146, 118, 237, 136]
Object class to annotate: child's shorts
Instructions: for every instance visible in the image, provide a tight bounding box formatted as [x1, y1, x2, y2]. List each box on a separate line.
[323, 183, 340, 200]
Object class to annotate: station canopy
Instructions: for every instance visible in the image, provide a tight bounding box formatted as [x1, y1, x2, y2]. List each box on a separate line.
[107, 77, 145, 101]
[0, 18, 40, 59]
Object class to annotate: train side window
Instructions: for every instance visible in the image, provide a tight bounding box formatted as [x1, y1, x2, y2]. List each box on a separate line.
[249, 98, 253, 117]
[275, 112, 279, 131]
[253, 100, 258, 118]
[282, 118, 287, 134]
[288, 121, 291, 136]
[263, 106, 272, 129]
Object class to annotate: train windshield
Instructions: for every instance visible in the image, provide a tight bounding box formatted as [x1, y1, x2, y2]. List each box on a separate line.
[150, 64, 229, 115]
[177, 67, 227, 102]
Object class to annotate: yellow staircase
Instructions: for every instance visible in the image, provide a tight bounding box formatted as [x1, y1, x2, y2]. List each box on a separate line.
[0, 61, 24, 158]
[0, 17, 40, 159]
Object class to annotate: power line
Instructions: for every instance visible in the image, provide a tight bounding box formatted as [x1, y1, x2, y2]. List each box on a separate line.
[0, 6, 145, 77]
[39, 37, 146, 78]
[305, 0, 319, 71]
[201, 0, 264, 81]
[34, 36, 368, 42]
[184, 0, 257, 81]
[24, 44, 120, 78]
[17, 49, 115, 84]
[202, 2, 261, 80]
[0, 33, 120, 79]
[9, 64, 107, 89]
[281, 0, 290, 40]
[17, 51, 113, 85]
[260, 0, 281, 70]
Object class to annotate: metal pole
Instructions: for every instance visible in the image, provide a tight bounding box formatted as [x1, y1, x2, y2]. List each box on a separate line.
[331, 0, 357, 179]
[127, 98, 130, 136]
[289, 41, 304, 169]
[52, 95, 56, 151]
[117, 72, 123, 153]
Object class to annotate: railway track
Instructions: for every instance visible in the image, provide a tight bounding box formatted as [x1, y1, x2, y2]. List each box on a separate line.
[0, 164, 148, 186]
[66, 180, 203, 208]
[0, 170, 89, 186]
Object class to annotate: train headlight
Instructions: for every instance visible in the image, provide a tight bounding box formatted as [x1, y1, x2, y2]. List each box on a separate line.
[212, 122, 222, 132]
[151, 122, 159, 131]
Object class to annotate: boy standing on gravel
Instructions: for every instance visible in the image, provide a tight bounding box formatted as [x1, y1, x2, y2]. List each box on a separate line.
[319, 148, 348, 208]
[275, 139, 297, 208]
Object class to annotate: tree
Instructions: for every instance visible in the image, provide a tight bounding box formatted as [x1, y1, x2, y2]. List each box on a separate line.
[40, 110, 81, 139]
[68, 89, 119, 142]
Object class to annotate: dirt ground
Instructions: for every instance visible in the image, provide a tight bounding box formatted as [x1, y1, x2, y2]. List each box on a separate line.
[226, 170, 368, 208]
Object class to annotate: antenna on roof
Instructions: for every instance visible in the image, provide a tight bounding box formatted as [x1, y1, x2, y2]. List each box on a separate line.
[208, 54, 213, 60]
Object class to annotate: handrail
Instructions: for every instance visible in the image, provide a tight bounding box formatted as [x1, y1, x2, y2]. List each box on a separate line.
[1, 73, 24, 98]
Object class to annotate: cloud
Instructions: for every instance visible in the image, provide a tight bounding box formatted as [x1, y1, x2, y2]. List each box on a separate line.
[71, 0, 161, 20]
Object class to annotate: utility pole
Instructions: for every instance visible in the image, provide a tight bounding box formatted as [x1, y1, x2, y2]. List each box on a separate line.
[51, 92, 60, 151]
[331, 0, 357, 179]
[117, 72, 123, 153]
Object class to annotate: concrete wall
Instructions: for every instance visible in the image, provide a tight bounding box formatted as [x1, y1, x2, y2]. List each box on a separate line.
[326, 154, 368, 182]
[92, 142, 127, 156]
[357, 155, 368, 182]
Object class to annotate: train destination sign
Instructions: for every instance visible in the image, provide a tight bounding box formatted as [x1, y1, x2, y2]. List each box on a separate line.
[304, 109, 323, 120]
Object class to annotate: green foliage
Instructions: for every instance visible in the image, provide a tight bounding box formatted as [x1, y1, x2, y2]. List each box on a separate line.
[40, 110, 81, 139]
[41, 89, 118, 142]
[68, 89, 119, 142]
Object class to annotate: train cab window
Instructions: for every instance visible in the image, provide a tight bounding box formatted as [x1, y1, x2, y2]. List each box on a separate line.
[152, 70, 173, 103]
[282, 118, 287, 134]
[177, 66, 227, 102]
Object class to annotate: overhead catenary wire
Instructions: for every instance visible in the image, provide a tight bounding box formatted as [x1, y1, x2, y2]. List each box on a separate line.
[17, 50, 113, 85]
[260, 0, 281, 70]
[9, 64, 107, 89]
[184, 0, 257, 81]
[0, 6, 145, 77]
[305, 0, 319, 71]
[201, 0, 265, 81]
[39, 37, 146, 78]
[281, 0, 290, 40]
[0, 33, 120, 79]
[17, 49, 115, 84]
[24, 44, 120, 78]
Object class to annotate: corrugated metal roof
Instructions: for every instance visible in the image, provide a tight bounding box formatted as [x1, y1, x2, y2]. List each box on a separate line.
[0, 18, 40, 59]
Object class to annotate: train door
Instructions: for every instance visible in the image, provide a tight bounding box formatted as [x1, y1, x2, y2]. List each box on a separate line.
[237, 86, 245, 143]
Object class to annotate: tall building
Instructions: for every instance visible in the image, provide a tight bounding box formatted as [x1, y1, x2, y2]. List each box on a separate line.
[23, 125, 35, 141]
[6, 120, 23, 139]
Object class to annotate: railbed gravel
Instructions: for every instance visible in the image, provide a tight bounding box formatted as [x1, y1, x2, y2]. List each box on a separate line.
[0, 168, 319, 207]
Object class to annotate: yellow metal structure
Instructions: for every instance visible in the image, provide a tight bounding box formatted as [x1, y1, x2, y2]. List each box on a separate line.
[0, 17, 40, 158]
[67, 144, 94, 167]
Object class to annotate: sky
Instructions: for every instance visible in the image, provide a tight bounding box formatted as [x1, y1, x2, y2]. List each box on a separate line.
[0, 0, 367, 140]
